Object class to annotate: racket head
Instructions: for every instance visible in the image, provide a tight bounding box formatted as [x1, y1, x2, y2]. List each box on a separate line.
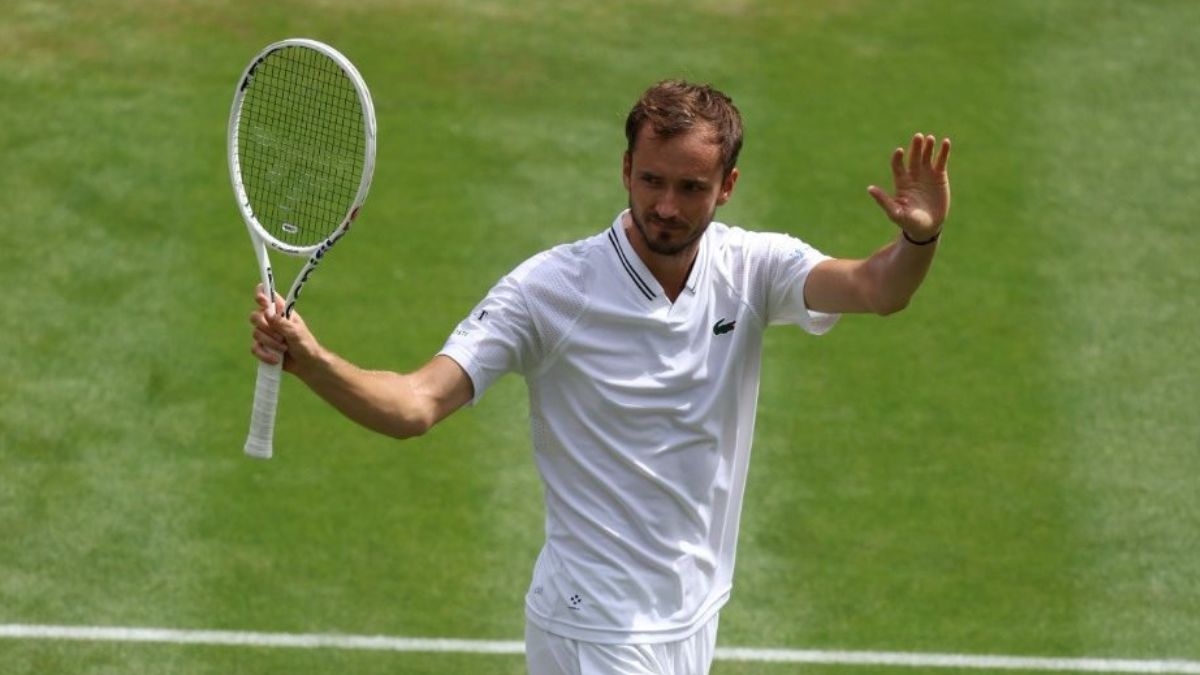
[228, 38, 377, 255]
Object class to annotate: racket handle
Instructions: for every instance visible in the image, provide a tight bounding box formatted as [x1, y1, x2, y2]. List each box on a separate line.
[244, 359, 283, 459]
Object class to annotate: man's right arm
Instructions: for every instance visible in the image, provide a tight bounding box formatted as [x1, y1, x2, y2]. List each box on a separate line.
[250, 289, 474, 439]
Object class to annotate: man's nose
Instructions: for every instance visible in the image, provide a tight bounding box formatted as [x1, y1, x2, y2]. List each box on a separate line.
[654, 189, 679, 220]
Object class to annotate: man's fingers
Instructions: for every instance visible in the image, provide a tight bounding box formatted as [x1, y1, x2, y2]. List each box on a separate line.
[253, 326, 287, 353]
[868, 185, 901, 220]
[250, 340, 284, 366]
[907, 133, 923, 174]
[921, 134, 935, 169]
[254, 284, 275, 306]
[935, 137, 951, 173]
[248, 307, 283, 334]
[252, 293, 302, 335]
[890, 146, 905, 180]
[253, 285, 286, 317]
[249, 284, 294, 366]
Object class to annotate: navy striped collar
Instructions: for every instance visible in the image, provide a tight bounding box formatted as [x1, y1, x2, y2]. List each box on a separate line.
[607, 225, 656, 301]
[607, 212, 708, 302]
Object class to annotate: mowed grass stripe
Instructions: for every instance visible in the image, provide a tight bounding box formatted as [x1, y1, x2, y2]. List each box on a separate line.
[1020, 0, 1200, 656]
[729, 2, 1087, 655]
[4, 624, 1200, 673]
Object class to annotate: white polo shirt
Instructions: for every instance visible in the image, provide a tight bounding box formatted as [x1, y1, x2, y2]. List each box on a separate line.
[438, 211, 837, 644]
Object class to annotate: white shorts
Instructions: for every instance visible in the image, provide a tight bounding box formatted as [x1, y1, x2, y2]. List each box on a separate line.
[524, 616, 719, 675]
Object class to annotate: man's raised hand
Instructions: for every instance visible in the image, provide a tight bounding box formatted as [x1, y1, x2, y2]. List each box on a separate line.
[868, 133, 951, 242]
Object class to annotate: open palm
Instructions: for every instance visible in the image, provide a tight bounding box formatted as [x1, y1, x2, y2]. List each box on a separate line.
[868, 133, 951, 241]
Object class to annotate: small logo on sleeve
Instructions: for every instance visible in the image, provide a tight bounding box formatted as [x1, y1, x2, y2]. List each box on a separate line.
[568, 594, 583, 611]
[713, 318, 736, 335]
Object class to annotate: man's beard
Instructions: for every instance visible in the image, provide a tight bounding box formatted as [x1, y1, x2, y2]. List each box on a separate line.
[629, 200, 713, 256]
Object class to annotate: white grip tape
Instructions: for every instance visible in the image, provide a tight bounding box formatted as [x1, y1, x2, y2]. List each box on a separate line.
[244, 358, 283, 459]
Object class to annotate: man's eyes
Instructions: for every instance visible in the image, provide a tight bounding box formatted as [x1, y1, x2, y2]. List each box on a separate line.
[640, 176, 708, 192]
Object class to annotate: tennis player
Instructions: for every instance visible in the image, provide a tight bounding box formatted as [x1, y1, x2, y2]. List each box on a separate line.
[249, 80, 951, 675]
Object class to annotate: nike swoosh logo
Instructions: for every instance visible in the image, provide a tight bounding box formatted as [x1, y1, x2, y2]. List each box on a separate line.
[713, 318, 736, 335]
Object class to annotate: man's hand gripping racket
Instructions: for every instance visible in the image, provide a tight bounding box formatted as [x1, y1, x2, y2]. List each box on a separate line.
[228, 38, 376, 459]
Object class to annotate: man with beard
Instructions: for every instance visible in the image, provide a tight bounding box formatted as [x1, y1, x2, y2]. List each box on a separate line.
[249, 79, 951, 675]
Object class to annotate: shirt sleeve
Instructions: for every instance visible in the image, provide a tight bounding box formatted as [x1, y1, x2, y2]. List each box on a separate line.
[438, 266, 541, 406]
[759, 232, 840, 334]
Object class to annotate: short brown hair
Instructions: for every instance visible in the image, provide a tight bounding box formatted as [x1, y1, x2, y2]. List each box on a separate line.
[624, 80, 744, 176]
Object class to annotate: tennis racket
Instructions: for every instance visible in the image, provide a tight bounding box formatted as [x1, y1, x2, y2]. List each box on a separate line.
[228, 38, 377, 459]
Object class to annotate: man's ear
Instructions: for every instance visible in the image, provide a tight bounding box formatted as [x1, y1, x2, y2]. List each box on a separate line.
[716, 167, 739, 206]
[622, 151, 632, 190]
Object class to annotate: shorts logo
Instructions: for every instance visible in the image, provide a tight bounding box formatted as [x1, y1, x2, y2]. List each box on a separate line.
[568, 594, 583, 611]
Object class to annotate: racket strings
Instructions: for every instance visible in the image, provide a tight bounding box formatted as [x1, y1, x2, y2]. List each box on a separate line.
[238, 45, 365, 248]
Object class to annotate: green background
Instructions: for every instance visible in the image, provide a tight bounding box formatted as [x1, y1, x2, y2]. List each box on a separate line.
[2, 1, 1197, 673]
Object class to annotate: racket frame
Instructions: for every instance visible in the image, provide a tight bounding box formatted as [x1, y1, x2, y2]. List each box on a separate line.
[227, 38, 377, 458]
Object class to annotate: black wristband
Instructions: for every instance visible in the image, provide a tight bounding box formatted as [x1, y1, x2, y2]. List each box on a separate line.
[903, 229, 941, 246]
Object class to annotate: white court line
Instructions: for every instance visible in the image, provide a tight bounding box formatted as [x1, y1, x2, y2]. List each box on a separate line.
[2, 624, 1199, 673]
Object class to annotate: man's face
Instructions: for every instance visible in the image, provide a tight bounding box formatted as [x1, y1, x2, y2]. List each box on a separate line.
[623, 124, 738, 257]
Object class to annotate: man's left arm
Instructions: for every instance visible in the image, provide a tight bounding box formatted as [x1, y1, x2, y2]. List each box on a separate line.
[805, 133, 951, 316]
